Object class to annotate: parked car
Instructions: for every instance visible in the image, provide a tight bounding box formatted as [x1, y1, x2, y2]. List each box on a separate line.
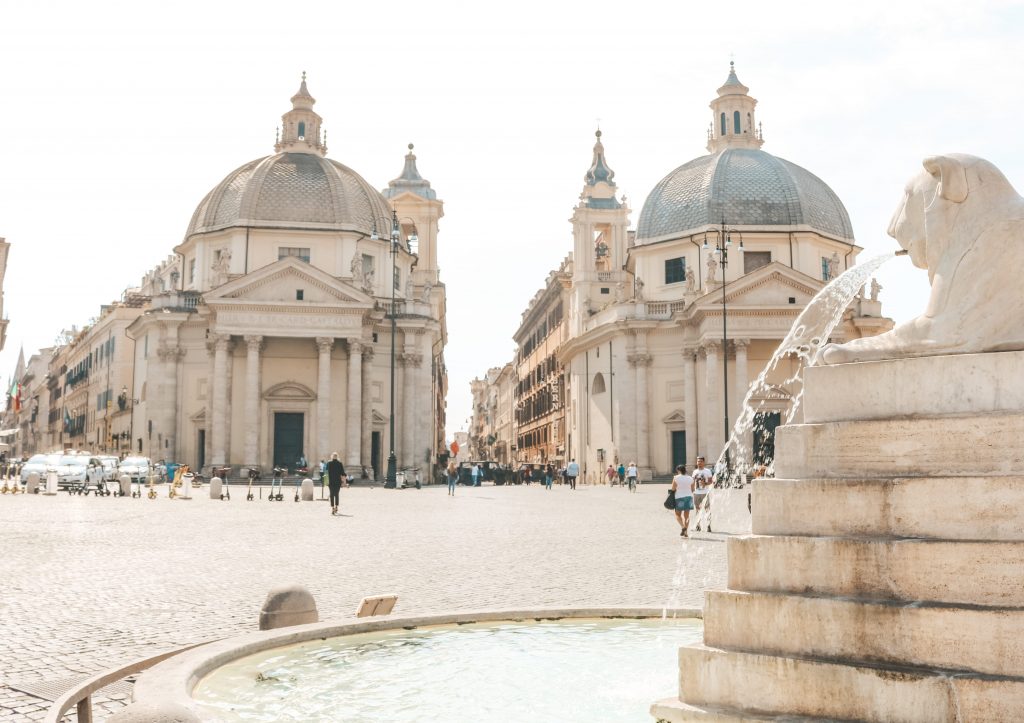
[97, 455, 120, 482]
[45, 454, 104, 492]
[20, 453, 62, 484]
[119, 456, 154, 482]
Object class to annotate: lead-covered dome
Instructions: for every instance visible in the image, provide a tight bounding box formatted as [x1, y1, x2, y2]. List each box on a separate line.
[636, 148, 853, 243]
[185, 152, 393, 238]
[636, 64, 855, 244]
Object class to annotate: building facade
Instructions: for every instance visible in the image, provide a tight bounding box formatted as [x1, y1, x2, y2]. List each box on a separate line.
[559, 65, 892, 481]
[120, 77, 447, 477]
[512, 259, 571, 466]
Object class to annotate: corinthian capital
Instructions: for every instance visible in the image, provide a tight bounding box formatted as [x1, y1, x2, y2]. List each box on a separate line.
[316, 337, 334, 355]
[244, 335, 264, 354]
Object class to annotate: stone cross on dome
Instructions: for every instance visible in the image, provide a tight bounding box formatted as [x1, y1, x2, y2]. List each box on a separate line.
[275, 72, 327, 156]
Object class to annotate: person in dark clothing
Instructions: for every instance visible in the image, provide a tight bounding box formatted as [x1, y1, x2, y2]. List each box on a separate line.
[326, 452, 346, 515]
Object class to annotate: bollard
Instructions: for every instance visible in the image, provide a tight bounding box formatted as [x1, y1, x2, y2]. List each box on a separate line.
[44, 471, 58, 495]
[209, 476, 222, 499]
[26, 472, 39, 495]
[180, 472, 194, 500]
[300, 478, 314, 501]
[258, 584, 318, 630]
[119, 474, 131, 497]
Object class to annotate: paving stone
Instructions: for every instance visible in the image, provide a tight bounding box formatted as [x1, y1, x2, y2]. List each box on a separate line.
[0, 483, 727, 719]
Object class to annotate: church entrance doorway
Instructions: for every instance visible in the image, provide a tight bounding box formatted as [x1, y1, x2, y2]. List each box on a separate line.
[671, 430, 687, 472]
[371, 431, 381, 480]
[197, 429, 206, 470]
[273, 413, 304, 471]
[753, 412, 781, 466]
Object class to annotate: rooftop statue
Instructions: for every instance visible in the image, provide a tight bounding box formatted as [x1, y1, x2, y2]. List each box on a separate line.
[823, 154, 1024, 364]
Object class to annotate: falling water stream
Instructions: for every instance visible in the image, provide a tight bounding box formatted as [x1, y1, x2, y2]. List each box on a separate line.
[666, 251, 901, 609]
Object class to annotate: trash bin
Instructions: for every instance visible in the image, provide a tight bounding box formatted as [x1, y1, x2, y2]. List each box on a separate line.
[165, 462, 179, 482]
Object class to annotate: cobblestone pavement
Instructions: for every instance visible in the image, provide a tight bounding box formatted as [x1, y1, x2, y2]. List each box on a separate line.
[0, 481, 727, 721]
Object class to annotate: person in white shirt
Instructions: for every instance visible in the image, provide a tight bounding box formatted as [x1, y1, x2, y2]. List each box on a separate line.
[626, 462, 639, 492]
[692, 456, 714, 532]
[670, 464, 695, 537]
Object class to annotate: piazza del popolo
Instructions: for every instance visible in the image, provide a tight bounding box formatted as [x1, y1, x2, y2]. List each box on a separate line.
[131, 76, 449, 476]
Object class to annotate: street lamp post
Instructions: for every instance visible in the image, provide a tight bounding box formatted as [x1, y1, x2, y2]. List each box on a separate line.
[702, 220, 743, 471]
[384, 210, 400, 488]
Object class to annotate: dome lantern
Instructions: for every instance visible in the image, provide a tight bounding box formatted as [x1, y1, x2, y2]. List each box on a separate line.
[707, 62, 764, 153]
[275, 72, 327, 157]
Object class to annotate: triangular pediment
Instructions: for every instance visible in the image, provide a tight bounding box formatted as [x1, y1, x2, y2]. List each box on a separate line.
[371, 410, 387, 425]
[662, 409, 686, 424]
[205, 257, 374, 307]
[692, 262, 822, 309]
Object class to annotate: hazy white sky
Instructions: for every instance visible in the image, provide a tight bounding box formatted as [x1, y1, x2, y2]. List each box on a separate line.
[1, 0, 1022, 438]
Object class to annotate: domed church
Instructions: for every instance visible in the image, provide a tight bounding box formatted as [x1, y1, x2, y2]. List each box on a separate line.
[127, 75, 447, 479]
[556, 64, 892, 479]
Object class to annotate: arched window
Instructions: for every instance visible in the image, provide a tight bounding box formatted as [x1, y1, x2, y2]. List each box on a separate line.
[733, 111, 741, 134]
[298, 121, 306, 139]
[720, 112, 726, 136]
[591, 372, 606, 395]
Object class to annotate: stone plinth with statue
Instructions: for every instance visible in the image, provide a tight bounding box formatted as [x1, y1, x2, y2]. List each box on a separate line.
[652, 155, 1024, 721]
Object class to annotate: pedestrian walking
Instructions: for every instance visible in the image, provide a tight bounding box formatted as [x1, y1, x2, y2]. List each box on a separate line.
[447, 461, 457, 496]
[566, 458, 579, 490]
[471, 463, 480, 487]
[627, 461, 638, 492]
[326, 453, 346, 516]
[617, 463, 626, 486]
[671, 464, 695, 536]
[606, 464, 616, 485]
[692, 456, 714, 532]
[544, 464, 553, 490]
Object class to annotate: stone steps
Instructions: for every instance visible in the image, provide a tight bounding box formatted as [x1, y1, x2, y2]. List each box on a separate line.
[704, 589, 1024, 677]
[752, 476, 1024, 540]
[676, 644, 1024, 723]
[773, 413, 1024, 479]
[727, 535, 1024, 606]
[651, 698, 831, 722]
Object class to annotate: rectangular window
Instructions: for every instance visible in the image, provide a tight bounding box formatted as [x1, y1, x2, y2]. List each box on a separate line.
[394, 266, 401, 291]
[664, 256, 686, 284]
[362, 254, 374, 277]
[144, 334, 149, 359]
[189, 258, 196, 283]
[821, 256, 831, 281]
[296, 289, 304, 300]
[743, 251, 771, 275]
[279, 247, 311, 263]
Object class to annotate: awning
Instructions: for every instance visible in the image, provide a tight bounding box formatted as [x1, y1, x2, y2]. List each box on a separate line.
[0, 428, 20, 437]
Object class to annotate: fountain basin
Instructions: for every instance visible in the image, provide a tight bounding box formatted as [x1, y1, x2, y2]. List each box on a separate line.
[129, 607, 701, 721]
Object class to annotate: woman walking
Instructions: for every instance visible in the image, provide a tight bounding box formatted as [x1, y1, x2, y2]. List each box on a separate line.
[447, 462, 458, 496]
[671, 464, 695, 536]
[544, 464, 553, 490]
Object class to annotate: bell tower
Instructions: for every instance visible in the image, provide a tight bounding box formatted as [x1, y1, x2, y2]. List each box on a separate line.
[275, 72, 327, 157]
[382, 144, 443, 285]
[707, 62, 764, 153]
[570, 130, 630, 333]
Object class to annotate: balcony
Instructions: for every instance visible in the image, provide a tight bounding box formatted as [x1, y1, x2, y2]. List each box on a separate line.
[150, 290, 201, 313]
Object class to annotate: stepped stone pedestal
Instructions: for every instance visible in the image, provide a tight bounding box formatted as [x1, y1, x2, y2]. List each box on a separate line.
[652, 351, 1024, 722]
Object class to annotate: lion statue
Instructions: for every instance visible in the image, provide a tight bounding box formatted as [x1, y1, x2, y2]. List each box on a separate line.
[822, 154, 1024, 364]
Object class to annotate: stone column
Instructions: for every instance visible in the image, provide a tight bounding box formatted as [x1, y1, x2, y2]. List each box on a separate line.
[346, 339, 362, 468]
[401, 348, 423, 469]
[210, 334, 230, 466]
[733, 338, 751, 462]
[361, 346, 374, 475]
[632, 350, 652, 470]
[315, 337, 333, 464]
[682, 344, 698, 464]
[704, 340, 721, 462]
[156, 342, 184, 462]
[243, 335, 263, 467]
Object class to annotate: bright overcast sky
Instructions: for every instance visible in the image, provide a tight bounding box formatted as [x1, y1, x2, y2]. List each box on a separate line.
[1, 0, 1022, 439]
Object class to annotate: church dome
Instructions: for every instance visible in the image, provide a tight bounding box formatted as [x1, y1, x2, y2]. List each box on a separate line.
[185, 75, 393, 239]
[635, 64, 854, 244]
[185, 152, 393, 238]
[635, 148, 854, 243]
